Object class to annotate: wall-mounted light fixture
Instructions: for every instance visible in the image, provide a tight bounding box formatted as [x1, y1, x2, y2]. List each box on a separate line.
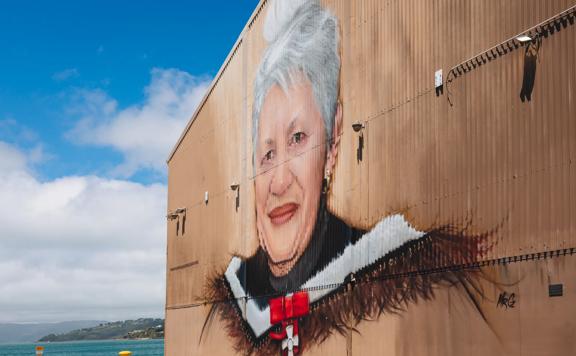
[230, 183, 240, 211]
[352, 121, 365, 133]
[204, 191, 209, 205]
[167, 207, 187, 236]
[435, 69, 443, 96]
[352, 121, 365, 162]
[516, 35, 533, 43]
[519, 33, 541, 102]
[166, 207, 186, 220]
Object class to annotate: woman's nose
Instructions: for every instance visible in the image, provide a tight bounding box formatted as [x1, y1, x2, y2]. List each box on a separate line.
[269, 159, 293, 196]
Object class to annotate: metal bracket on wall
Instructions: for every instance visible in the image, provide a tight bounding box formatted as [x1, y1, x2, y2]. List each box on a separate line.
[230, 183, 240, 211]
[352, 121, 365, 163]
[444, 4, 576, 106]
[167, 207, 187, 236]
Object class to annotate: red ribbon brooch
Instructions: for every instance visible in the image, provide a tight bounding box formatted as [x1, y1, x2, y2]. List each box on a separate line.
[269, 291, 310, 356]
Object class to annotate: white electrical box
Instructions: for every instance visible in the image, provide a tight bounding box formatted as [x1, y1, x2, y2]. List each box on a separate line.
[435, 69, 443, 88]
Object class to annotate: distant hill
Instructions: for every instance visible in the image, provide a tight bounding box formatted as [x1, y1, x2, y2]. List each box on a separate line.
[0, 321, 105, 344]
[38, 318, 164, 342]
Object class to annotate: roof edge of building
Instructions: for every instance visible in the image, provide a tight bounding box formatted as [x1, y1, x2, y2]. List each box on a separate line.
[166, 0, 268, 164]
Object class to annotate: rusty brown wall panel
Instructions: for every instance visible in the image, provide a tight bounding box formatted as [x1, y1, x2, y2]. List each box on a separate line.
[166, 43, 245, 308]
[361, 0, 576, 259]
[166, 0, 576, 354]
[165, 306, 236, 355]
[350, 254, 576, 356]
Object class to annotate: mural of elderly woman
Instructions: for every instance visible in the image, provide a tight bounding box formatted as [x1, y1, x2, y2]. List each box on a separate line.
[203, 1, 489, 354]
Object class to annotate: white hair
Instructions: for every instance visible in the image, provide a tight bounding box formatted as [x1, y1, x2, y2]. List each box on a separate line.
[252, 0, 340, 167]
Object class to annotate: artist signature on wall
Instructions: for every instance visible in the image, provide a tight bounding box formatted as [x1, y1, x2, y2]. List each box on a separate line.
[496, 292, 516, 309]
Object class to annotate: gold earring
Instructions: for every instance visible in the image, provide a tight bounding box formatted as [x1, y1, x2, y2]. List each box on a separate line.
[323, 169, 332, 194]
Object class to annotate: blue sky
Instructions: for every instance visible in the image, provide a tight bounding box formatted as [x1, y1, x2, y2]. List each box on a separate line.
[0, 0, 259, 323]
[0, 0, 258, 184]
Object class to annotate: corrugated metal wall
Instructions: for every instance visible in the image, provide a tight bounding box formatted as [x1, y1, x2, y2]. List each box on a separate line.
[166, 0, 576, 354]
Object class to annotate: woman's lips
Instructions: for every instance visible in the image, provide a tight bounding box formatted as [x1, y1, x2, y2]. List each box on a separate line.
[268, 203, 299, 225]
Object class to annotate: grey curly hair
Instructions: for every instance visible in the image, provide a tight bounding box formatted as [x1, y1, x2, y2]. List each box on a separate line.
[252, 0, 341, 167]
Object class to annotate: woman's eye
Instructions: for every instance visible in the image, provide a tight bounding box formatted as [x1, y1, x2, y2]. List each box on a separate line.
[291, 132, 306, 145]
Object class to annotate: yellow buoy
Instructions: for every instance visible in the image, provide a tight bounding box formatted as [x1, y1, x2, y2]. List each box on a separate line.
[118, 352, 132, 356]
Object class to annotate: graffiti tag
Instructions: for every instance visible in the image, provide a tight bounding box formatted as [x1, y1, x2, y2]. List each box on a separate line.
[496, 292, 516, 309]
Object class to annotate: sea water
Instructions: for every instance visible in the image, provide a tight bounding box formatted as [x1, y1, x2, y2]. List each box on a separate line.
[0, 339, 164, 356]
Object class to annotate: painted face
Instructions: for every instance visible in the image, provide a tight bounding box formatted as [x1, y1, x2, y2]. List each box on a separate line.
[255, 80, 327, 275]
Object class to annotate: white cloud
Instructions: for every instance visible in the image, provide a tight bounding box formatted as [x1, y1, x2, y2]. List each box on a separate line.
[52, 68, 79, 81]
[0, 141, 28, 173]
[0, 142, 167, 322]
[67, 68, 211, 177]
[0, 118, 39, 143]
[0, 120, 50, 169]
[0, 68, 205, 322]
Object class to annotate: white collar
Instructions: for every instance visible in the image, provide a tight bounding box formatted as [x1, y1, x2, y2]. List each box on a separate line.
[224, 213, 425, 338]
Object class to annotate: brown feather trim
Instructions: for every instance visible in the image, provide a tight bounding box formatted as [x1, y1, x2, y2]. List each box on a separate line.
[201, 225, 493, 355]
